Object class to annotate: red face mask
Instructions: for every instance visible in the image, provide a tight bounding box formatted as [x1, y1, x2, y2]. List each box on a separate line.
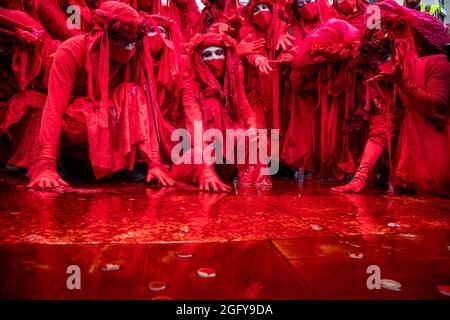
[205, 59, 225, 79]
[253, 11, 272, 31]
[110, 44, 136, 64]
[202, 46, 226, 79]
[147, 26, 166, 58]
[148, 35, 163, 58]
[338, 0, 357, 15]
[299, 3, 318, 21]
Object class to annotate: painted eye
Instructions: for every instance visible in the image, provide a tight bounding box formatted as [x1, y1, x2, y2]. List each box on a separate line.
[202, 51, 213, 58]
[215, 49, 224, 56]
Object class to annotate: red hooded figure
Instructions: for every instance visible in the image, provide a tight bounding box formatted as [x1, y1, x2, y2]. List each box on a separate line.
[288, 18, 361, 181]
[171, 32, 272, 192]
[0, 7, 60, 169]
[282, 0, 340, 177]
[26, 1, 175, 189]
[193, 0, 242, 35]
[333, 0, 367, 30]
[332, 0, 450, 196]
[165, 0, 200, 42]
[239, 0, 296, 130]
[141, 13, 185, 129]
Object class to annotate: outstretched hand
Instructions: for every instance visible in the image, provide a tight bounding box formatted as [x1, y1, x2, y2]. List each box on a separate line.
[147, 166, 175, 187]
[237, 34, 266, 57]
[198, 166, 231, 192]
[276, 33, 295, 51]
[255, 56, 273, 75]
[27, 171, 69, 189]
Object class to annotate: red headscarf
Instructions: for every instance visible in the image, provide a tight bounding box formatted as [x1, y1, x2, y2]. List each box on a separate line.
[332, 0, 367, 29]
[86, 1, 144, 107]
[141, 13, 183, 99]
[166, 0, 200, 41]
[186, 32, 243, 121]
[362, 0, 450, 54]
[287, 0, 338, 39]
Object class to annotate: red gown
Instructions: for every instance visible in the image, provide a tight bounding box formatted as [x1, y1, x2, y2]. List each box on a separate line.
[367, 54, 450, 196]
[28, 34, 164, 180]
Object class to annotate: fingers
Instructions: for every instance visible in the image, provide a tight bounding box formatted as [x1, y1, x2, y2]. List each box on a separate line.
[366, 74, 385, 82]
[286, 34, 296, 41]
[160, 175, 175, 187]
[146, 172, 154, 183]
[276, 41, 282, 51]
[218, 181, 231, 192]
[211, 181, 219, 192]
[26, 180, 37, 189]
[253, 38, 266, 46]
[57, 177, 69, 186]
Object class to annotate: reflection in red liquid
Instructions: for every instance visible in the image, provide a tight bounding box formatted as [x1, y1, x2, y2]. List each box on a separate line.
[0, 173, 449, 299]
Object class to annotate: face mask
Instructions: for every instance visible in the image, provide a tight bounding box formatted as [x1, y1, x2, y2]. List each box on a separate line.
[110, 41, 137, 64]
[253, 3, 272, 31]
[337, 0, 357, 15]
[298, 0, 318, 21]
[147, 26, 166, 57]
[202, 46, 225, 79]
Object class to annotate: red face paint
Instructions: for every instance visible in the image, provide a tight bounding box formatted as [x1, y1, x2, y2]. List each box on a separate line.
[253, 11, 272, 31]
[338, 0, 357, 15]
[299, 3, 318, 21]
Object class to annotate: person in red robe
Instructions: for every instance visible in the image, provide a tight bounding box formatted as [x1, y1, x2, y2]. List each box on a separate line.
[332, 0, 450, 196]
[171, 32, 272, 191]
[332, 0, 367, 29]
[0, 0, 94, 41]
[286, 17, 360, 181]
[140, 13, 185, 129]
[281, 0, 338, 178]
[26, 1, 175, 189]
[239, 0, 295, 130]
[193, 0, 243, 35]
[0, 7, 60, 170]
[164, 0, 200, 43]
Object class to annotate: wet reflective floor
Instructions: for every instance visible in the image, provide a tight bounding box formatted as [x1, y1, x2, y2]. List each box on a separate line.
[0, 170, 449, 299]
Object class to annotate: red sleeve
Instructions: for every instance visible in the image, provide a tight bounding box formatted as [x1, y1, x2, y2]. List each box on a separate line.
[181, 76, 203, 141]
[34, 35, 86, 175]
[399, 55, 450, 121]
[239, 26, 266, 66]
[237, 68, 258, 128]
[38, 0, 82, 41]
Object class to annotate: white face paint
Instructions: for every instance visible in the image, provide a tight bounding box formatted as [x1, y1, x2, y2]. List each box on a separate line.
[147, 26, 166, 38]
[124, 41, 137, 51]
[253, 3, 271, 16]
[297, 0, 315, 9]
[201, 46, 225, 61]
